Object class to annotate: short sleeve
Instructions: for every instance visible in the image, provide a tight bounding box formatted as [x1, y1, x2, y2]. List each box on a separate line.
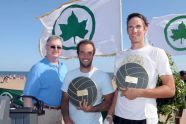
[156, 49, 172, 76]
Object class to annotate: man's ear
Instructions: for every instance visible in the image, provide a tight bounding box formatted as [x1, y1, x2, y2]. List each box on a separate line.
[144, 25, 148, 32]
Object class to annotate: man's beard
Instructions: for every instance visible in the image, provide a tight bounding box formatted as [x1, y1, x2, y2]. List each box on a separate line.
[80, 60, 92, 68]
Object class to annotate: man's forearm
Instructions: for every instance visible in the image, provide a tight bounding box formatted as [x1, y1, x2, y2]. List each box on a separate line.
[61, 93, 72, 123]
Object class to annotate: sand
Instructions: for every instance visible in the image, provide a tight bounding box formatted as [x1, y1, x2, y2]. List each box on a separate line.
[180, 109, 186, 124]
[0, 77, 25, 90]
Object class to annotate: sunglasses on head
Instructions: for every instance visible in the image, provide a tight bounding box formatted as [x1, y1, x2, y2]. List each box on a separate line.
[49, 45, 62, 50]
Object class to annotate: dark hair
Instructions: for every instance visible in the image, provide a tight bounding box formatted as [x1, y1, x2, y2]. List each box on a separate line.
[180, 70, 186, 76]
[127, 13, 149, 27]
[77, 39, 96, 55]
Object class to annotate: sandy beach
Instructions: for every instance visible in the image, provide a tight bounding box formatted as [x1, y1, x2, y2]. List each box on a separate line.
[180, 109, 186, 124]
[0, 77, 25, 90]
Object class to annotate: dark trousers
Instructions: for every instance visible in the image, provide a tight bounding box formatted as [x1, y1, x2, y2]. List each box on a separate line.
[113, 115, 146, 124]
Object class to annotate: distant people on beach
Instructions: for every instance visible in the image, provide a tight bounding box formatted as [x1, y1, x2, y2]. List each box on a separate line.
[1, 76, 10, 83]
[23, 35, 67, 124]
[179, 70, 186, 83]
[0, 74, 26, 84]
[179, 70, 186, 101]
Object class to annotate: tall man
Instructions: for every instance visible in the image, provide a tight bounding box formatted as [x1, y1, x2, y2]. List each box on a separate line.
[23, 35, 67, 124]
[61, 40, 114, 124]
[107, 13, 175, 124]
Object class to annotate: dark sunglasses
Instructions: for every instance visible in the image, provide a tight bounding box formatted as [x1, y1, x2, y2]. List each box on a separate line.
[49, 45, 62, 50]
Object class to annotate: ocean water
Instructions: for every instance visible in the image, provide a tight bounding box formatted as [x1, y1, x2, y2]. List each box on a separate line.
[0, 71, 28, 76]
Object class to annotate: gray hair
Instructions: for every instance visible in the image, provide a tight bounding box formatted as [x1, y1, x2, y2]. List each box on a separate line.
[46, 35, 62, 43]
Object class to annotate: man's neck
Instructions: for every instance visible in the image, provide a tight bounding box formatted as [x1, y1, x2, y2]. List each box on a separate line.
[80, 66, 93, 73]
[47, 56, 58, 65]
[131, 42, 145, 50]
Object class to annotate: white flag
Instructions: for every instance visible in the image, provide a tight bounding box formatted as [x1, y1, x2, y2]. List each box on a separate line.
[147, 14, 186, 55]
[39, 0, 123, 58]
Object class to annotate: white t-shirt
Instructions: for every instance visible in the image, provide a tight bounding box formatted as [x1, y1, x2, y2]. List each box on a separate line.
[114, 45, 172, 120]
[61, 67, 114, 124]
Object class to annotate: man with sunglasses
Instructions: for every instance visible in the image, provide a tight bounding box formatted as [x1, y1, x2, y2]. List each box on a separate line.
[23, 35, 67, 124]
[61, 40, 114, 124]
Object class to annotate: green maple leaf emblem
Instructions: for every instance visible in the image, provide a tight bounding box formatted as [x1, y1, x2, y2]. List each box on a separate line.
[59, 11, 88, 44]
[171, 21, 186, 44]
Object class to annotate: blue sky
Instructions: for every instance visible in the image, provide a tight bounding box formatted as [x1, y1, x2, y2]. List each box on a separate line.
[0, 0, 186, 72]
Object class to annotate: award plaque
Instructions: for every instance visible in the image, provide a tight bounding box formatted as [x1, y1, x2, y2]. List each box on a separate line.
[67, 76, 97, 107]
[116, 63, 149, 89]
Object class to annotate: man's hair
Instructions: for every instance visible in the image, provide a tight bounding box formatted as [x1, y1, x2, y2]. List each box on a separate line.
[180, 70, 186, 77]
[127, 13, 149, 27]
[76, 39, 96, 55]
[46, 35, 62, 43]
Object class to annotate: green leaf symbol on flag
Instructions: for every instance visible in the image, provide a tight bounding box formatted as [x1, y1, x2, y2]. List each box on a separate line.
[39, 0, 123, 58]
[59, 11, 88, 45]
[52, 4, 95, 50]
[164, 15, 186, 51]
[171, 21, 186, 44]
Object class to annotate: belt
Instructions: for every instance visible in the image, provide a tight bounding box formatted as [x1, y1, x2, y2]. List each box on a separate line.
[43, 105, 61, 110]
